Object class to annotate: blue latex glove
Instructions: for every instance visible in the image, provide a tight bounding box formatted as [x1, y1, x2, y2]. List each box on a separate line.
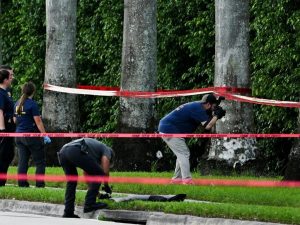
[43, 136, 51, 144]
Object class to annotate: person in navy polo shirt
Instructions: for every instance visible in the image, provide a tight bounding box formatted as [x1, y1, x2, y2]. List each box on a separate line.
[14, 81, 51, 188]
[158, 94, 226, 184]
[0, 66, 15, 186]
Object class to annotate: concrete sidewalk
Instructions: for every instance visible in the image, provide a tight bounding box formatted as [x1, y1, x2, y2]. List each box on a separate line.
[0, 199, 285, 225]
[0, 211, 134, 225]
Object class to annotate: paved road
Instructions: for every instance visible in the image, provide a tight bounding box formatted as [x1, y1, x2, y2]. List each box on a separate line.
[0, 211, 137, 225]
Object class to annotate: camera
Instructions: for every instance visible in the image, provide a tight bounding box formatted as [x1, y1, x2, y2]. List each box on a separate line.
[216, 96, 225, 106]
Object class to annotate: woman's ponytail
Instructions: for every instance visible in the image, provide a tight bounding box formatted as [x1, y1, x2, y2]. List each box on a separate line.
[16, 82, 36, 115]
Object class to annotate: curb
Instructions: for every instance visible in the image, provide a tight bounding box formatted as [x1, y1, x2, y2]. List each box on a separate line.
[99, 209, 286, 225]
[0, 199, 99, 219]
[0, 199, 286, 225]
[147, 214, 285, 225]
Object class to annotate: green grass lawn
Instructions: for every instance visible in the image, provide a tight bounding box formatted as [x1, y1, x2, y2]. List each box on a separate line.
[1, 167, 300, 224]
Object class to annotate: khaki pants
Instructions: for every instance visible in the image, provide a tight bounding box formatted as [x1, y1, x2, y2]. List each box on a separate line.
[162, 137, 192, 180]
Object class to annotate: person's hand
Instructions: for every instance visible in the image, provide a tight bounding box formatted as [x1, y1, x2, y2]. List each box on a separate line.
[98, 192, 111, 199]
[214, 106, 226, 119]
[103, 184, 112, 194]
[43, 136, 51, 144]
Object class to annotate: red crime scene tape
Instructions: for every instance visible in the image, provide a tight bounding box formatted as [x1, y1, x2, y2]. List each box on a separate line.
[44, 84, 300, 108]
[0, 132, 299, 138]
[1, 173, 300, 188]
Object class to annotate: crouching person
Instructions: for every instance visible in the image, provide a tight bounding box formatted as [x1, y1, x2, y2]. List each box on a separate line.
[58, 138, 114, 218]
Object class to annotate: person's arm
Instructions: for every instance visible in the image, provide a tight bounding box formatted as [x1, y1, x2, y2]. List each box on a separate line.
[204, 116, 218, 130]
[204, 106, 226, 130]
[101, 156, 110, 176]
[101, 155, 112, 194]
[33, 116, 46, 133]
[0, 109, 5, 130]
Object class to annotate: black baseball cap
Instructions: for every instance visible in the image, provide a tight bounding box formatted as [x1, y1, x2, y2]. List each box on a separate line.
[201, 94, 217, 104]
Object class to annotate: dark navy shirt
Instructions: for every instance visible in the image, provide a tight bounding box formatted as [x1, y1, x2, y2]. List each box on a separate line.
[63, 138, 113, 162]
[14, 98, 40, 132]
[158, 101, 209, 134]
[0, 88, 14, 121]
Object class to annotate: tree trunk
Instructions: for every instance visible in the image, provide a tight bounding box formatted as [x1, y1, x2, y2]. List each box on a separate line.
[283, 108, 300, 180]
[43, 0, 79, 165]
[113, 0, 157, 171]
[208, 0, 256, 168]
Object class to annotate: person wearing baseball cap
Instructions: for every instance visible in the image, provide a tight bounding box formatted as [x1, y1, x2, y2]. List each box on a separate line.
[158, 93, 226, 184]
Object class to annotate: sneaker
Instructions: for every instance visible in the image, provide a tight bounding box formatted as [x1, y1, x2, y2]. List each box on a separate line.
[62, 213, 80, 218]
[170, 178, 182, 184]
[83, 202, 108, 213]
[182, 179, 194, 185]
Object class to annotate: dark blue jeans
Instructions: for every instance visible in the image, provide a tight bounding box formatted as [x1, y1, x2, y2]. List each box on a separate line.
[58, 145, 105, 215]
[16, 137, 45, 187]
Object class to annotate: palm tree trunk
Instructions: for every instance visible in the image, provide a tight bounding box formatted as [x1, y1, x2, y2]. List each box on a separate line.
[209, 0, 257, 168]
[43, 0, 79, 165]
[113, 0, 157, 171]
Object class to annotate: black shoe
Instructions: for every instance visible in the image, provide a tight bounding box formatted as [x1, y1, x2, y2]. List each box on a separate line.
[18, 181, 30, 187]
[18, 184, 30, 188]
[83, 202, 108, 213]
[62, 213, 80, 218]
